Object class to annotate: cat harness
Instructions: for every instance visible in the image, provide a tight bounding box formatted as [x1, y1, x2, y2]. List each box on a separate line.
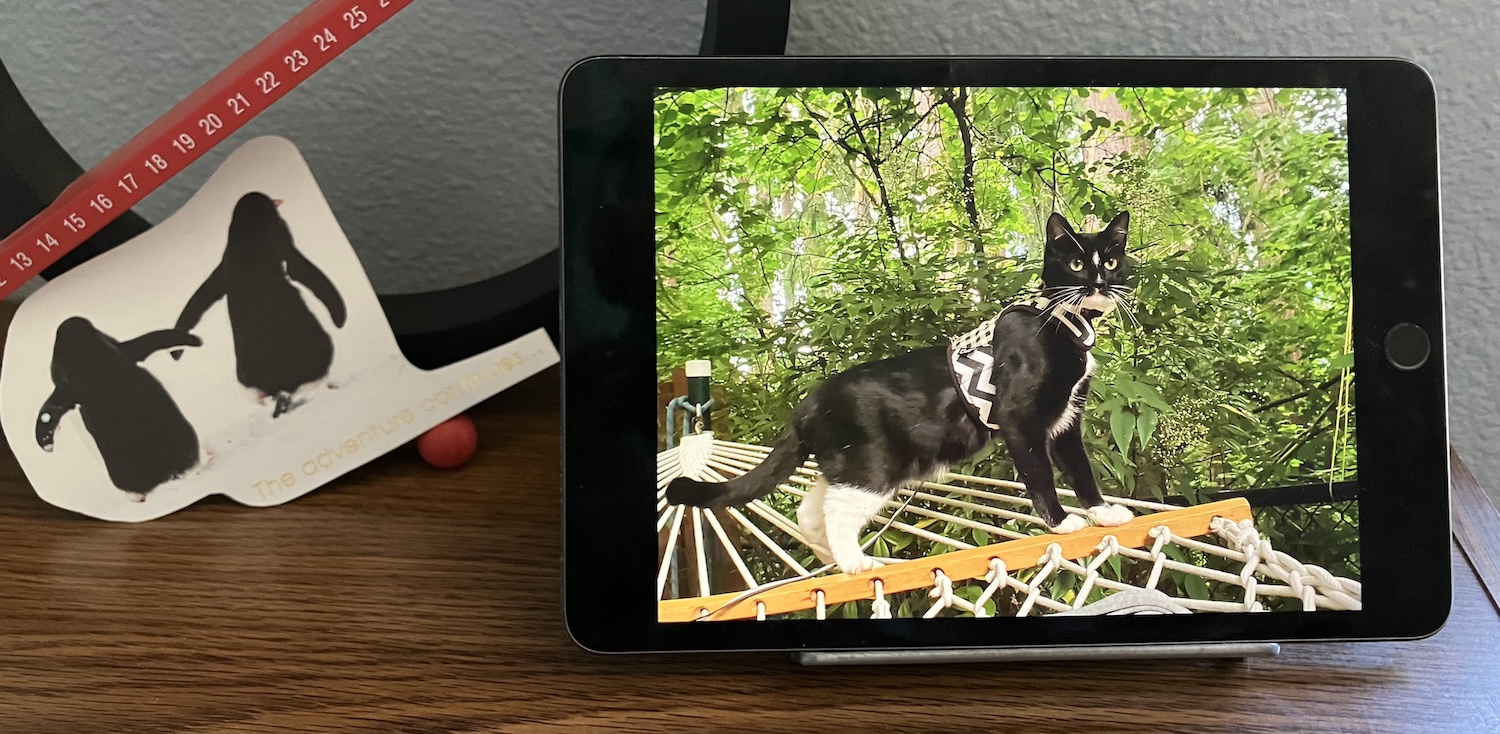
[948, 296, 1096, 431]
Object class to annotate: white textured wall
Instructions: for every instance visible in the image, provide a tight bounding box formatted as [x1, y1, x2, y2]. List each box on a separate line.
[0, 0, 704, 294]
[4, 0, 1497, 492]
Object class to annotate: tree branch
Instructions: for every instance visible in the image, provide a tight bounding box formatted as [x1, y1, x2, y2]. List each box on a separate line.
[940, 87, 984, 254]
[1273, 396, 1340, 464]
[839, 90, 910, 267]
[890, 100, 941, 151]
[1253, 375, 1340, 414]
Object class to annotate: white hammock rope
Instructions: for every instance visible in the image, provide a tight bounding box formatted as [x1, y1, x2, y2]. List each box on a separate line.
[657, 434, 1361, 620]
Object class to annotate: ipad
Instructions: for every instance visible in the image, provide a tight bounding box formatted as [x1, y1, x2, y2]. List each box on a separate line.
[560, 57, 1447, 653]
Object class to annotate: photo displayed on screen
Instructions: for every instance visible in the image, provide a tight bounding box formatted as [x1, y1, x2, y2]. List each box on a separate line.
[654, 86, 1360, 623]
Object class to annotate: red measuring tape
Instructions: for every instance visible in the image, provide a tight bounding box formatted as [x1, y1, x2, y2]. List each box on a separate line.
[0, 0, 415, 300]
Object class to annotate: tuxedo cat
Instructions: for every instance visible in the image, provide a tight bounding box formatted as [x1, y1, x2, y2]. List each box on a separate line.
[667, 211, 1135, 575]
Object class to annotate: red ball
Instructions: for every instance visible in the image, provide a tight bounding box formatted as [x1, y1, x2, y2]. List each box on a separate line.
[418, 414, 479, 469]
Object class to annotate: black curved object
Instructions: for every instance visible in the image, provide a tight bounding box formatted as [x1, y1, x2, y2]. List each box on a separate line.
[700, 0, 792, 55]
[0, 1, 789, 368]
[0, 59, 152, 281]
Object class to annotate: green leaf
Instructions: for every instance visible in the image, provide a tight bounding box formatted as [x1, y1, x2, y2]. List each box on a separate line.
[1135, 384, 1173, 412]
[1051, 572, 1078, 599]
[1111, 410, 1137, 456]
[1137, 406, 1159, 450]
[1184, 574, 1210, 600]
[1221, 403, 1257, 421]
[1327, 352, 1354, 371]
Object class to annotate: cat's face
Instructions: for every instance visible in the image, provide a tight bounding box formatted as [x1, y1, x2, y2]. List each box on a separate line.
[1040, 211, 1131, 318]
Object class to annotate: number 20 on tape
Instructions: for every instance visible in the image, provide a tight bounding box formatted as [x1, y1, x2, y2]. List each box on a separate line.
[0, 0, 416, 298]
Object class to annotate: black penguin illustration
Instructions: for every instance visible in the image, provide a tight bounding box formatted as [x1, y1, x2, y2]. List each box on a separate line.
[37, 318, 202, 498]
[173, 192, 347, 417]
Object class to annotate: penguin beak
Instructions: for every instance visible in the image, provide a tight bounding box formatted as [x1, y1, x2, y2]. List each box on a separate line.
[272, 199, 284, 208]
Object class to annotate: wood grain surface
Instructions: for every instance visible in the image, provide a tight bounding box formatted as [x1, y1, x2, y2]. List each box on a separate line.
[0, 366, 1497, 733]
[1453, 446, 1500, 610]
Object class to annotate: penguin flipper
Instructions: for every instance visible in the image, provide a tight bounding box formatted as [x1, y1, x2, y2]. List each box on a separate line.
[176, 262, 228, 332]
[285, 249, 346, 328]
[120, 329, 203, 362]
[36, 388, 77, 452]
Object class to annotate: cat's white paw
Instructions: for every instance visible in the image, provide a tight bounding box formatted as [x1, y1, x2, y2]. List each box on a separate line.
[1049, 514, 1089, 534]
[1087, 503, 1134, 527]
[834, 553, 886, 575]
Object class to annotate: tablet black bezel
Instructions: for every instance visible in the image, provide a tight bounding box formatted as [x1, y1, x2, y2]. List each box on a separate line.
[560, 56, 1448, 653]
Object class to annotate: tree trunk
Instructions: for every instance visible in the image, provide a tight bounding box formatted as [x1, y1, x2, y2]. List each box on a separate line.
[941, 87, 984, 254]
[839, 91, 911, 268]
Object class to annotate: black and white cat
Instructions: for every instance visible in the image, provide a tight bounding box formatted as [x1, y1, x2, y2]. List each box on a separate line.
[667, 211, 1135, 574]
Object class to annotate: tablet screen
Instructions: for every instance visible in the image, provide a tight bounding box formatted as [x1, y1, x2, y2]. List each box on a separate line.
[653, 86, 1358, 622]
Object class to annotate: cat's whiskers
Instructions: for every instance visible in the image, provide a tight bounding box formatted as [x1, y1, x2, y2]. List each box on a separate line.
[1042, 285, 1087, 302]
[1104, 286, 1142, 333]
[1116, 300, 1143, 332]
[1035, 289, 1091, 336]
[1035, 294, 1074, 334]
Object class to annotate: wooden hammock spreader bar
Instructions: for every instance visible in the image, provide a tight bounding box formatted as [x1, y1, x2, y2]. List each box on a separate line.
[657, 498, 1254, 622]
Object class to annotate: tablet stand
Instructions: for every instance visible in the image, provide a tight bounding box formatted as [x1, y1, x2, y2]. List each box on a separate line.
[796, 642, 1281, 666]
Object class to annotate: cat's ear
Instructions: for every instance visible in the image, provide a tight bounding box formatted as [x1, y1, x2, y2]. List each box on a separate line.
[1103, 211, 1130, 249]
[1045, 212, 1077, 244]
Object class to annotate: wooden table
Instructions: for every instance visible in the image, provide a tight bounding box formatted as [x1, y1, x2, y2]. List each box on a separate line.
[1, 366, 1498, 733]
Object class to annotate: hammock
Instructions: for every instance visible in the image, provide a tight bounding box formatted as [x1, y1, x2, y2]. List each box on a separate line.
[657, 433, 1361, 622]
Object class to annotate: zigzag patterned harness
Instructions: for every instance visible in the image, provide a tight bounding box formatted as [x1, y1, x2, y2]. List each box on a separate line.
[947, 296, 1097, 432]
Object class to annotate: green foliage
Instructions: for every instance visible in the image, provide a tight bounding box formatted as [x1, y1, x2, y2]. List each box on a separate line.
[658, 86, 1359, 591]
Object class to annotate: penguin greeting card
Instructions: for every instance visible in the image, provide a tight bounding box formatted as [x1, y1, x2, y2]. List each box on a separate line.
[0, 136, 558, 522]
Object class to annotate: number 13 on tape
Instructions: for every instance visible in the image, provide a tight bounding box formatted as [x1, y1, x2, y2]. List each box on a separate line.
[0, 0, 416, 300]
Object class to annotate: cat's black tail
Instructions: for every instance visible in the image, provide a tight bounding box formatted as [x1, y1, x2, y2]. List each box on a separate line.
[665, 431, 807, 508]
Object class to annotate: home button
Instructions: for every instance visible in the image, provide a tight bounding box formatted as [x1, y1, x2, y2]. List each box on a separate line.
[1384, 323, 1431, 371]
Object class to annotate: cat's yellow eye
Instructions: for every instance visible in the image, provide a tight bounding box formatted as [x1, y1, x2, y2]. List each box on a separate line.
[1069, 258, 1085, 272]
[1105, 257, 1119, 270]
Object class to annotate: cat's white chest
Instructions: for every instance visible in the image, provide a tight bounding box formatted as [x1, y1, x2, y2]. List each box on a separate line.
[1049, 353, 1095, 438]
